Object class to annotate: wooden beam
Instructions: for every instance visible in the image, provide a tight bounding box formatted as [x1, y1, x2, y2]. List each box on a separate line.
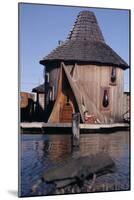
[72, 113, 80, 147]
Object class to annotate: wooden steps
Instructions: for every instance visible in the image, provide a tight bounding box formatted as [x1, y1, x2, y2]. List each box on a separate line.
[60, 104, 73, 122]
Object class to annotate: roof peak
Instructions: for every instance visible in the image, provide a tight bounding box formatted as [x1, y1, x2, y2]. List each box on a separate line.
[78, 10, 96, 17]
[67, 10, 105, 42]
[78, 10, 94, 15]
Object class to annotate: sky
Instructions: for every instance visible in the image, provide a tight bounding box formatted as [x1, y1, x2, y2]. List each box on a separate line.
[19, 3, 130, 92]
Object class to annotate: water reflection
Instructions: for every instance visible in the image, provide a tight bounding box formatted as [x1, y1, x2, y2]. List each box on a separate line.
[46, 135, 71, 162]
[20, 131, 130, 196]
[79, 131, 129, 159]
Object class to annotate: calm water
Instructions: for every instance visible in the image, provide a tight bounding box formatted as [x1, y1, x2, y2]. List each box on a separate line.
[19, 131, 130, 197]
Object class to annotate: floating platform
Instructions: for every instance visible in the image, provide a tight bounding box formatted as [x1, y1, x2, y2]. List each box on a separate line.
[20, 122, 129, 134]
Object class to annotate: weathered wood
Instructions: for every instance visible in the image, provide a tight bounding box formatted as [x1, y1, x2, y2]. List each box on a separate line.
[72, 113, 80, 147]
[48, 63, 82, 123]
[47, 63, 125, 124]
[60, 104, 73, 122]
[75, 65, 124, 123]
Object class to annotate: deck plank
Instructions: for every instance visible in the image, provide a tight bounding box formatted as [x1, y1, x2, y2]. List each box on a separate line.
[20, 122, 129, 129]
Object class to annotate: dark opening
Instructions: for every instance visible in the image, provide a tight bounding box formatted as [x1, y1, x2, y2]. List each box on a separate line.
[102, 90, 109, 107]
[111, 67, 116, 83]
[67, 96, 69, 105]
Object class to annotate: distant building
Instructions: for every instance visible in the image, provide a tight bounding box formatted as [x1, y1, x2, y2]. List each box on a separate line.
[40, 11, 129, 124]
[32, 83, 45, 121]
[20, 92, 35, 122]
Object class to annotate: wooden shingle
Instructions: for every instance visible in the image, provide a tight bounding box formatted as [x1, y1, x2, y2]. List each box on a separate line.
[40, 11, 128, 69]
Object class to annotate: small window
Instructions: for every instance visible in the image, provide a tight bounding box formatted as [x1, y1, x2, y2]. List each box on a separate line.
[100, 87, 110, 111]
[110, 67, 116, 85]
[49, 86, 55, 101]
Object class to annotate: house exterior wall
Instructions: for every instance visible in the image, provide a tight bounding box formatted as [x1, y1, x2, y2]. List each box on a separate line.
[46, 63, 61, 100]
[45, 63, 124, 123]
[48, 67, 60, 99]
[38, 93, 45, 110]
[68, 64, 124, 123]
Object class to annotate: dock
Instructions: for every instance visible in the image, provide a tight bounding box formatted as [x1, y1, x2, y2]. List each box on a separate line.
[20, 122, 129, 134]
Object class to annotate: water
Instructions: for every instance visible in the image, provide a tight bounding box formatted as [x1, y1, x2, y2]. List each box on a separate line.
[19, 131, 130, 197]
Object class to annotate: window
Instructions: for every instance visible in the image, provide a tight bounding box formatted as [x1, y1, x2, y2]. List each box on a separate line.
[110, 67, 116, 85]
[100, 87, 110, 111]
[49, 86, 55, 101]
[45, 72, 49, 83]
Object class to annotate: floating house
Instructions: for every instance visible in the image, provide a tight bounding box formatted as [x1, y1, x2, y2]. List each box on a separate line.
[40, 11, 129, 124]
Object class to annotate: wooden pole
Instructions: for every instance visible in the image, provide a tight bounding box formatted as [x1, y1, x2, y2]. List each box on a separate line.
[72, 113, 80, 147]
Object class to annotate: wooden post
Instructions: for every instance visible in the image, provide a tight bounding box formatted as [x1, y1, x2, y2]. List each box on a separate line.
[72, 113, 80, 147]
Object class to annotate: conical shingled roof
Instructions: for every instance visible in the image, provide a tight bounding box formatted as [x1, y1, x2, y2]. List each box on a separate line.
[67, 11, 105, 42]
[40, 11, 128, 69]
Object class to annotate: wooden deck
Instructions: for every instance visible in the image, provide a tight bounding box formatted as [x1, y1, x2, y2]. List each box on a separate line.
[20, 122, 129, 131]
[79, 123, 129, 129]
[21, 122, 72, 128]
